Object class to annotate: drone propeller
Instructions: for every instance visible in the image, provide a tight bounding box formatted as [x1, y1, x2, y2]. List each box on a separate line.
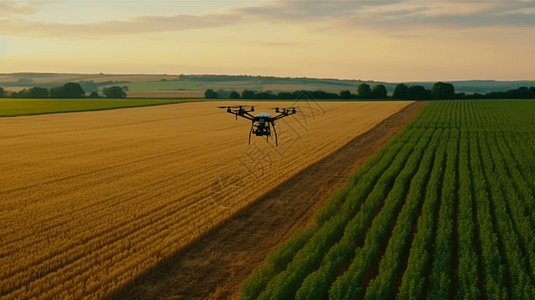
[217, 105, 255, 117]
[270, 107, 297, 113]
[217, 105, 254, 109]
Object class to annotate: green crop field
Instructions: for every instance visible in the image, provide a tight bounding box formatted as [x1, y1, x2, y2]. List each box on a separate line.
[0, 99, 200, 117]
[240, 100, 535, 300]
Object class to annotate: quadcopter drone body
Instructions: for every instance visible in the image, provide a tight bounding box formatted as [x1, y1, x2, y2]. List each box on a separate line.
[218, 105, 297, 146]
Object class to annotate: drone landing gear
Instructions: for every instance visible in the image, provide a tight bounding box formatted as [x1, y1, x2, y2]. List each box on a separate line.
[249, 123, 254, 145]
[248, 122, 278, 146]
[271, 121, 278, 147]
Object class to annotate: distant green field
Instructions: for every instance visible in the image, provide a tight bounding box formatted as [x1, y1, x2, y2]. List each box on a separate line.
[123, 81, 198, 91]
[0, 99, 199, 117]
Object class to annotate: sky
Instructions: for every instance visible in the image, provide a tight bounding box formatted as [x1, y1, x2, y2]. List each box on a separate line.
[0, 0, 534, 82]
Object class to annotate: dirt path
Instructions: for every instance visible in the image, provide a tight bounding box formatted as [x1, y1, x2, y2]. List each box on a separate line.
[107, 101, 426, 300]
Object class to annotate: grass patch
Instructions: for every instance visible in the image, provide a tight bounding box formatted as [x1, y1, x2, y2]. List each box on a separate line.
[0, 99, 201, 117]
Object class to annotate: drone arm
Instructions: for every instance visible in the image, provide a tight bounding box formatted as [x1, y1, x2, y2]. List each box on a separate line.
[243, 112, 257, 120]
[228, 111, 255, 121]
[271, 111, 296, 121]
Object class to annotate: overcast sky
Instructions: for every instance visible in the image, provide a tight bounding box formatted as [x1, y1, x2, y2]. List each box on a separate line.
[0, 0, 533, 81]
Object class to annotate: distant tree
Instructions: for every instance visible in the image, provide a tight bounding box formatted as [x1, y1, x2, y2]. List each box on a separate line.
[530, 87, 535, 99]
[311, 90, 338, 99]
[49, 86, 64, 98]
[507, 87, 530, 99]
[0, 87, 5, 98]
[408, 85, 430, 100]
[62, 82, 85, 98]
[339, 90, 352, 99]
[255, 91, 275, 99]
[485, 91, 503, 99]
[393, 83, 409, 99]
[89, 91, 100, 98]
[371, 84, 387, 99]
[431, 82, 455, 99]
[10, 89, 29, 98]
[103, 86, 126, 98]
[357, 83, 372, 98]
[205, 89, 217, 99]
[277, 92, 295, 99]
[216, 89, 229, 98]
[27, 87, 49, 98]
[229, 91, 241, 99]
[241, 90, 256, 99]
[470, 93, 484, 99]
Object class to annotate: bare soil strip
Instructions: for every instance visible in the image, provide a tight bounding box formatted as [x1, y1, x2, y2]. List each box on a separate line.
[108, 101, 426, 300]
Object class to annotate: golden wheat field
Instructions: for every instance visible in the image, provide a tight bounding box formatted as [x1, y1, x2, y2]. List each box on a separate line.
[0, 101, 411, 299]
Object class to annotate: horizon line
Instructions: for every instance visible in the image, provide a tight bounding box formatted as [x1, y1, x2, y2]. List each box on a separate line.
[1, 72, 534, 84]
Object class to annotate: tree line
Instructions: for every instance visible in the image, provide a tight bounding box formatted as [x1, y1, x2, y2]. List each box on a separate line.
[0, 83, 127, 99]
[205, 84, 388, 100]
[205, 82, 535, 100]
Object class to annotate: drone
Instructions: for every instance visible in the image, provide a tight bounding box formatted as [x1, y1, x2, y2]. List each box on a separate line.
[218, 105, 297, 146]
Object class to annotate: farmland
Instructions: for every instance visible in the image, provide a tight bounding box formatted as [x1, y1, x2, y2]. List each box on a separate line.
[122, 81, 198, 91]
[0, 99, 197, 117]
[0, 100, 411, 299]
[2, 73, 532, 96]
[240, 100, 535, 300]
[126, 91, 205, 98]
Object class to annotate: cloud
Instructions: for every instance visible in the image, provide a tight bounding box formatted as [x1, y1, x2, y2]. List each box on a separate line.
[0, 1, 39, 17]
[244, 1, 535, 43]
[358, 1, 508, 18]
[0, 0, 533, 39]
[0, 13, 243, 38]
[240, 0, 535, 30]
[496, 7, 535, 15]
[237, 0, 369, 21]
